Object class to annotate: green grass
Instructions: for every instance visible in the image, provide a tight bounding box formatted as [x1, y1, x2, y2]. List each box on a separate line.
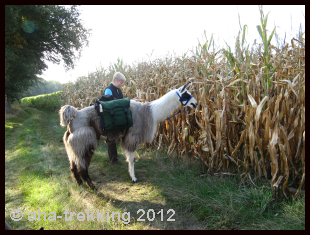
[5, 103, 305, 230]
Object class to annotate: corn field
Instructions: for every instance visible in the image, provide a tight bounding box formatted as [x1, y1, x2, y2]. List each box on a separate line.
[62, 7, 305, 199]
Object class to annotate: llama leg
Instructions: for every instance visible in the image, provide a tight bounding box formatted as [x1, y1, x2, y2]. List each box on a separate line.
[78, 145, 96, 190]
[65, 127, 97, 190]
[64, 131, 83, 186]
[79, 168, 96, 190]
[70, 160, 82, 186]
[126, 151, 137, 183]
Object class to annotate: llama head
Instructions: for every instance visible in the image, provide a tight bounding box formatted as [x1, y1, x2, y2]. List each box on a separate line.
[177, 82, 197, 109]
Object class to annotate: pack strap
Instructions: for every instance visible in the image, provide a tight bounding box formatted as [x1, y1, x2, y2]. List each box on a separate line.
[110, 109, 115, 127]
[124, 107, 129, 127]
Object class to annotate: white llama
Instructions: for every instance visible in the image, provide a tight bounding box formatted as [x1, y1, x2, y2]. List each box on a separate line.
[59, 82, 197, 189]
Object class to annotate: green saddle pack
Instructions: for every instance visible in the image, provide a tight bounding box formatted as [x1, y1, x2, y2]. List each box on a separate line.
[96, 98, 133, 131]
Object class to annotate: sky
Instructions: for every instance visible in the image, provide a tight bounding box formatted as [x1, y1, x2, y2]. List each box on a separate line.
[40, 5, 305, 84]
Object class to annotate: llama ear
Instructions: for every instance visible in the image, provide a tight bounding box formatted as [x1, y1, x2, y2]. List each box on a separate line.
[180, 81, 192, 92]
[185, 81, 192, 88]
[180, 84, 187, 93]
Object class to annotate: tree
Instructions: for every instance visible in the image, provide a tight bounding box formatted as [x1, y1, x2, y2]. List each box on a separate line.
[5, 5, 91, 113]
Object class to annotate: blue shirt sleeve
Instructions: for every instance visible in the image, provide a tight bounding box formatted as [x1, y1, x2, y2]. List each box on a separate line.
[104, 88, 113, 96]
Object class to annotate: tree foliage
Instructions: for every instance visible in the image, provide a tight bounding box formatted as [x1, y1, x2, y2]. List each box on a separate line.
[5, 5, 90, 101]
[21, 80, 63, 98]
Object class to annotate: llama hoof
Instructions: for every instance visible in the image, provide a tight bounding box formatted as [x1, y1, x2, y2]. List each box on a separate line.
[89, 186, 97, 191]
[132, 179, 138, 183]
[86, 181, 96, 191]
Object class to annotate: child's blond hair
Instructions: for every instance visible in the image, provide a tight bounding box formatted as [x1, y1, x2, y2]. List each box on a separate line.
[112, 72, 126, 83]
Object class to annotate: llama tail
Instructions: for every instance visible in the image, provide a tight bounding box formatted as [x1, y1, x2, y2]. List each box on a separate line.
[59, 105, 78, 126]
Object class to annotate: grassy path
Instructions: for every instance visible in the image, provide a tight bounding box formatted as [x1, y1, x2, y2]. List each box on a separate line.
[5, 104, 305, 230]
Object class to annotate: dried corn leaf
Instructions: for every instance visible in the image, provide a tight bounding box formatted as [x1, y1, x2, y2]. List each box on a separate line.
[227, 78, 248, 87]
[255, 96, 269, 131]
[280, 126, 292, 163]
[214, 111, 221, 151]
[255, 132, 267, 179]
[280, 79, 299, 98]
[271, 91, 283, 124]
[269, 120, 279, 186]
[279, 144, 291, 198]
[248, 122, 255, 165]
[248, 94, 257, 109]
[232, 130, 246, 157]
[293, 173, 305, 200]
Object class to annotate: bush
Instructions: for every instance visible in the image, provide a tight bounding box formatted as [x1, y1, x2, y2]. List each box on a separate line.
[21, 91, 64, 112]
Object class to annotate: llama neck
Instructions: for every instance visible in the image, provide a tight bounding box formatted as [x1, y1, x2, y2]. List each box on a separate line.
[150, 89, 181, 123]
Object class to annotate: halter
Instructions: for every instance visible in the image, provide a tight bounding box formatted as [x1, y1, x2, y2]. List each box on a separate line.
[176, 91, 192, 106]
[164, 91, 192, 120]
